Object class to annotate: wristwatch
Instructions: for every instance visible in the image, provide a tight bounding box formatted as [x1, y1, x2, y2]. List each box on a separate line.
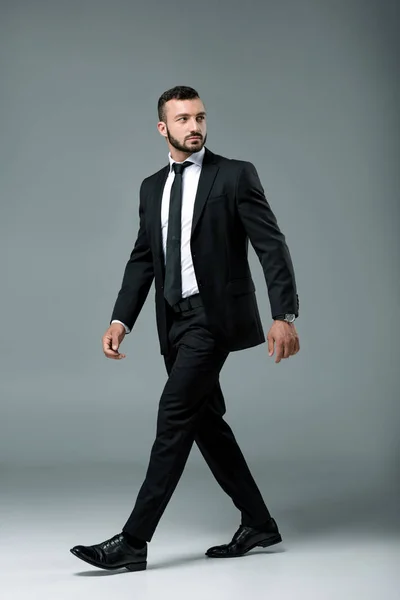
[274, 313, 296, 323]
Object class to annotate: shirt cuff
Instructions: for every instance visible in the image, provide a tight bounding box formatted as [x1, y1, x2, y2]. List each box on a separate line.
[111, 319, 130, 334]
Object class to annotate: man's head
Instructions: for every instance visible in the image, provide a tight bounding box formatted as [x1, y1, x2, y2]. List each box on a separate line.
[157, 86, 207, 159]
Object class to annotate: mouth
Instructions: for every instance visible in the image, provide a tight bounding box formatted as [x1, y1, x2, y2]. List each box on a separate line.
[188, 137, 201, 141]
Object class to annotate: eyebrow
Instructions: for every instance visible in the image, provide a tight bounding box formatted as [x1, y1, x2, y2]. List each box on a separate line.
[175, 112, 206, 118]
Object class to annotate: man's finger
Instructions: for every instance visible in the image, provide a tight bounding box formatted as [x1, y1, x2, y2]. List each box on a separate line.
[275, 342, 284, 363]
[102, 336, 111, 353]
[105, 348, 126, 359]
[283, 342, 291, 359]
[268, 336, 274, 356]
[103, 343, 119, 358]
[102, 334, 126, 359]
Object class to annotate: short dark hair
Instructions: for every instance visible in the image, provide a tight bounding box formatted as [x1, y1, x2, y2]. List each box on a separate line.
[157, 86, 200, 122]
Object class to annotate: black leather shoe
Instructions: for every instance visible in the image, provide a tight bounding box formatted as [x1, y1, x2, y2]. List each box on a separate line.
[70, 532, 147, 571]
[206, 518, 282, 558]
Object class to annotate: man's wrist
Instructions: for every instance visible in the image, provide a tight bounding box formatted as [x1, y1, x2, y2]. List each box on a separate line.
[111, 319, 130, 334]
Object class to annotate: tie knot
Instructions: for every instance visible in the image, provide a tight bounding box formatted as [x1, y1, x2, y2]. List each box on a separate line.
[172, 161, 193, 175]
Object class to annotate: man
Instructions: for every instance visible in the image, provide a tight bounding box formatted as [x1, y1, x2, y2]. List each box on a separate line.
[70, 86, 300, 572]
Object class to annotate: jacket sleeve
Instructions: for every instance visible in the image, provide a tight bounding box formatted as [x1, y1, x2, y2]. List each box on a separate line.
[110, 180, 155, 331]
[235, 161, 299, 319]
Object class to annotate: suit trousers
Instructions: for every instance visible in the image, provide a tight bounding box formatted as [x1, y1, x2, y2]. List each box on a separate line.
[122, 302, 271, 541]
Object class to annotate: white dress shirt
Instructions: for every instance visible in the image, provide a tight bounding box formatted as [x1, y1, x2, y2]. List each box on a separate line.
[112, 146, 205, 333]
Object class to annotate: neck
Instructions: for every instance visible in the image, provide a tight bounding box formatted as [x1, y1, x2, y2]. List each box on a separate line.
[170, 149, 194, 163]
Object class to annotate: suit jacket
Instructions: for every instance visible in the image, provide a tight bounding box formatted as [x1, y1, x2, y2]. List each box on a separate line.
[110, 146, 299, 355]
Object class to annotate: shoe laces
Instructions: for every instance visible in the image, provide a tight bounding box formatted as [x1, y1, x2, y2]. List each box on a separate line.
[100, 533, 124, 550]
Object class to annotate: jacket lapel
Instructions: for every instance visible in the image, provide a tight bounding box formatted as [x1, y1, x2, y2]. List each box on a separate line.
[191, 147, 219, 236]
[152, 166, 169, 265]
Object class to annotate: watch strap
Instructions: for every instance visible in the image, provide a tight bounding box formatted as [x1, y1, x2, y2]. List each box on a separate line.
[273, 313, 296, 322]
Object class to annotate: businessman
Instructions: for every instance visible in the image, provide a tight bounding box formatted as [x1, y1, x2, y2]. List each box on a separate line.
[70, 86, 300, 572]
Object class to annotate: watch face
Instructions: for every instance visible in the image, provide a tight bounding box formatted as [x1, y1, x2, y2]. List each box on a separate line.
[285, 314, 295, 323]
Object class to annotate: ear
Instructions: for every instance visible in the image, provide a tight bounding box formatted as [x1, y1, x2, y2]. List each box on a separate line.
[157, 122, 167, 138]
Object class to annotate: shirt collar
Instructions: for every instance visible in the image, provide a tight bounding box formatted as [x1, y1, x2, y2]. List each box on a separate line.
[168, 145, 205, 172]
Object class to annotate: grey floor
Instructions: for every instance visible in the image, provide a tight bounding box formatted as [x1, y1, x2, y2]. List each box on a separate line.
[1, 460, 399, 599]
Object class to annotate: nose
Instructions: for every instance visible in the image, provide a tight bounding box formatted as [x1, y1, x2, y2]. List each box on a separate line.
[188, 118, 202, 133]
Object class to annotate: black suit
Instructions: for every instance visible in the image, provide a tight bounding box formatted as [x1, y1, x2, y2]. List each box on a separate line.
[111, 147, 299, 541]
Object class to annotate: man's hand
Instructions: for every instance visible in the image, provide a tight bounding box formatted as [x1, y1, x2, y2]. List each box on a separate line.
[267, 321, 300, 364]
[102, 323, 127, 360]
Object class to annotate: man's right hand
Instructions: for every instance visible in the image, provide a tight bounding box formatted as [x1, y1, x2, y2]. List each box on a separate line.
[102, 323, 127, 360]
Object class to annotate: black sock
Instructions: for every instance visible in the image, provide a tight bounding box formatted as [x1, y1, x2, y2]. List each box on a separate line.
[122, 531, 146, 549]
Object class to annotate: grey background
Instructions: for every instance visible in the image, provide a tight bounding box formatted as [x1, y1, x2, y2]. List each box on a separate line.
[1, 0, 399, 500]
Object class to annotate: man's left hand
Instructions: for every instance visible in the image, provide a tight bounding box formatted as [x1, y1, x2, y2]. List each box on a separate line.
[267, 321, 300, 364]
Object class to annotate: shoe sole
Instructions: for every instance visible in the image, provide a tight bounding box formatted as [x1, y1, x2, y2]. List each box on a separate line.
[206, 533, 282, 558]
[70, 549, 147, 572]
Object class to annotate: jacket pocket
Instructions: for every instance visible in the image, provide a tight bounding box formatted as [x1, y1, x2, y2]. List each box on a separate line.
[226, 277, 256, 295]
[207, 193, 228, 204]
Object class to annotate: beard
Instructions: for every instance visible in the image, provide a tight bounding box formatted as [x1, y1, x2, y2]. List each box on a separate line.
[166, 128, 207, 153]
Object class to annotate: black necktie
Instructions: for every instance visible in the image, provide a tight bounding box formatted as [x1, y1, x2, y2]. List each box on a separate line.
[164, 161, 193, 307]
